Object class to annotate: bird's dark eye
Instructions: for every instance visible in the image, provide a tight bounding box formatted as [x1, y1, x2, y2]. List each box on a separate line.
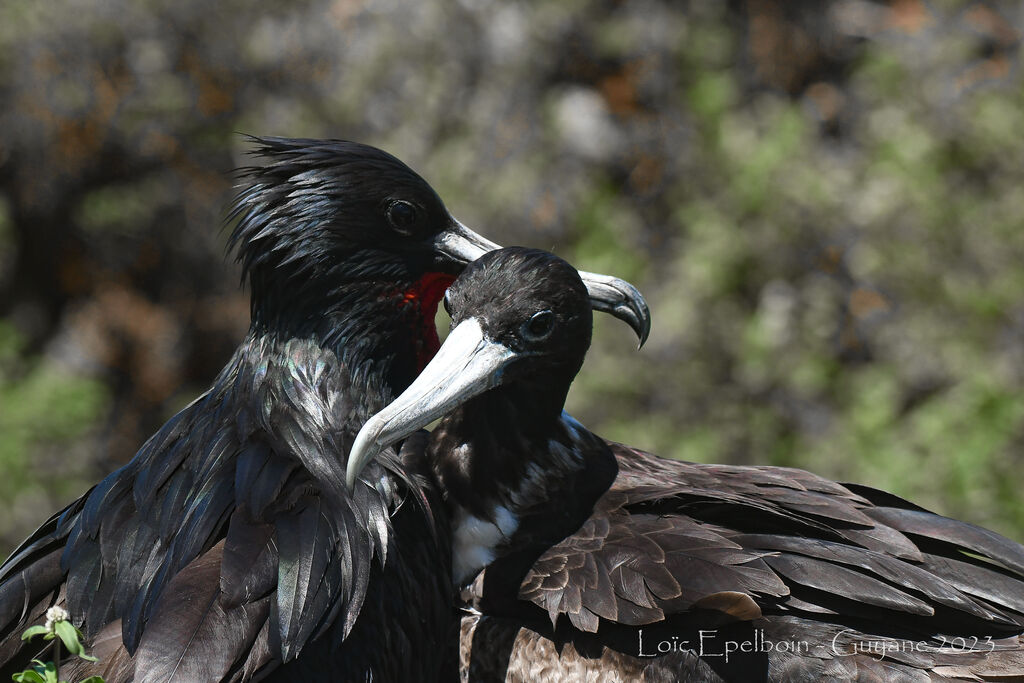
[522, 310, 555, 342]
[387, 200, 419, 234]
[443, 289, 453, 316]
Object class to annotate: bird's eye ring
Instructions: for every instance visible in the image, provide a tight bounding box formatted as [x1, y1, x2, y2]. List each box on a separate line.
[387, 200, 419, 234]
[522, 310, 555, 342]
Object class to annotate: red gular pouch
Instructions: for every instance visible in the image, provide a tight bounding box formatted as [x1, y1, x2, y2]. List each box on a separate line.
[399, 272, 456, 371]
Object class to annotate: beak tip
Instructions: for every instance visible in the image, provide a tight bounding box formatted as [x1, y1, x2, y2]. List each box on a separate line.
[344, 464, 360, 491]
[636, 308, 652, 349]
[581, 271, 651, 351]
[615, 300, 651, 349]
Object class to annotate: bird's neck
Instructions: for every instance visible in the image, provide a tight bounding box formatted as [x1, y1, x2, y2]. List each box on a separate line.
[248, 272, 453, 407]
[219, 328, 421, 500]
[429, 384, 571, 513]
[429, 388, 617, 584]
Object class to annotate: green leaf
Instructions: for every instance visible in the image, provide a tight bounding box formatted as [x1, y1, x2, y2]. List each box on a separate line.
[11, 660, 57, 683]
[11, 669, 47, 683]
[79, 677, 106, 683]
[52, 621, 85, 657]
[19, 626, 48, 641]
[40, 660, 58, 683]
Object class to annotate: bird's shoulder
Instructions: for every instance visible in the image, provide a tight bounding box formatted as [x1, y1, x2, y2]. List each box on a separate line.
[26, 341, 422, 680]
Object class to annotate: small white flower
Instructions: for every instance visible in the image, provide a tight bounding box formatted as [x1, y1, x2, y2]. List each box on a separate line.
[44, 606, 69, 631]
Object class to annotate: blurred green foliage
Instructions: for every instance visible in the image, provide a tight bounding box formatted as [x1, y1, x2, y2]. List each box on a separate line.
[565, 6, 1024, 538]
[0, 0, 1022, 556]
[0, 322, 108, 543]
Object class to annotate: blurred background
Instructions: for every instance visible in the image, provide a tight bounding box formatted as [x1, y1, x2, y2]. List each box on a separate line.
[1, 0, 1023, 556]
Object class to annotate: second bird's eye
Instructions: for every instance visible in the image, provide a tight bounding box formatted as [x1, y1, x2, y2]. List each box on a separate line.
[522, 310, 555, 341]
[387, 200, 419, 234]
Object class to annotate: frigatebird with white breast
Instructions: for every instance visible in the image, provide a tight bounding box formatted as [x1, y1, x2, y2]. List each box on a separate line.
[348, 246, 1024, 681]
[0, 140, 651, 682]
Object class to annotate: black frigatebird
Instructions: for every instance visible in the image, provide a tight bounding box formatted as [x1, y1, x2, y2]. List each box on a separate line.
[0, 140, 651, 682]
[348, 247, 1024, 681]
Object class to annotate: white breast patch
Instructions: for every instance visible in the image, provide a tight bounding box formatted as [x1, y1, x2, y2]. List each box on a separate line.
[452, 505, 519, 584]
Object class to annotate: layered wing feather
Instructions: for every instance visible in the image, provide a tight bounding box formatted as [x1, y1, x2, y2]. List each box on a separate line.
[601, 444, 1024, 634]
[520, 503, 787, 633]
[0, 339, 430, 681]
[469, 442, 1024, 679]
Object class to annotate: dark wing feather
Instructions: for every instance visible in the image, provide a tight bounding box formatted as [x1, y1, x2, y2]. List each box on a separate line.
[0, 548, 64, 677]
[273, 498, 339, 661]
[0, 492, 86, 586]
[607, 443, 1024, 631]
[131, 397, 206, 504]
[0, 510, 69, 633]
[481, 440, 1024, 679]
[765, 553, 935, 616]
[220, 513, 278, 608]
[833, 523, 922, 561]
[234, 443, 295, 517]
[237, 620, 274, 682]
[519, 507, 787, 633]
[866, 505, 1024, 574]
[61, 619, 135, 683]
[133, 541, 270, 683]
[0, 501, 75, 676]
[729, 533, 1013, 625]
[917, 553, 1024, 616]
[2, 340, 411, 679]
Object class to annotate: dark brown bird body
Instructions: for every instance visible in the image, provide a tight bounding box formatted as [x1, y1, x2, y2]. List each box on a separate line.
[350, 247, 1024, 682]
[460, 443, 1024, 681]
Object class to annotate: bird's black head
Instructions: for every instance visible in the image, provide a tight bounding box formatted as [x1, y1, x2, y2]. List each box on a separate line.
[231, 137, 453, 283]
[444, 247, 593, 387]
[346, 247, 599, 489]
[228, 136, 497, 380]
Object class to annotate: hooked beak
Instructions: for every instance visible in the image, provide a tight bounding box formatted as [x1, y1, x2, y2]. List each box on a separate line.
[578, 271, 651, 349]
[432, 219, 651, 347]
[346, 318, 514, 489]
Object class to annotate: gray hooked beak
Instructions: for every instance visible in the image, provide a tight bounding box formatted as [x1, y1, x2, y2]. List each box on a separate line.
[433, 219, 651, 347]
[346, 318, 514, 489]
[578, 271, 651, 349]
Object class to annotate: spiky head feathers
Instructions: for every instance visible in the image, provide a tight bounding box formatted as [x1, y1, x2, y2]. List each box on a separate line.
[229, 138, 453, 300]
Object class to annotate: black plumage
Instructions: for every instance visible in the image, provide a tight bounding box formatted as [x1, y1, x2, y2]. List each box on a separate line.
[348, 247, 1024, 681]
[0, 139, 649, 682]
